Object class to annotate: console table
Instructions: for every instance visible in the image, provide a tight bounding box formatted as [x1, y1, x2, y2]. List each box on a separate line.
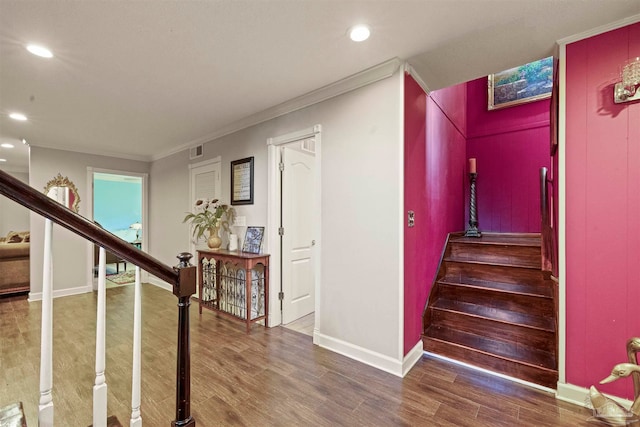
[197, 250, 269, 333]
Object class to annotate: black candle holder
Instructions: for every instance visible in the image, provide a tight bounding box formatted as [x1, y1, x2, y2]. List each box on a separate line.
[465, 172, 482, 238]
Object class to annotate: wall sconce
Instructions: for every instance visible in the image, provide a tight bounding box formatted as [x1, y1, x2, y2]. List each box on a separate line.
[130, 222, 142, 240]
[614, 57, 640, 104]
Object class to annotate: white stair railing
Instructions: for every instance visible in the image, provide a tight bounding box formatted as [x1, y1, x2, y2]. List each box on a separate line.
[130, 266, 143, 427]
[39, 218, 54, 427]
[0, 169, 196, 427]
[42, 237, 145, 427]
[93, 247, 108, 427]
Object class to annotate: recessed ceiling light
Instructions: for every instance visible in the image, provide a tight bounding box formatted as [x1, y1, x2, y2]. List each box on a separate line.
[349, 25, 370, 42]
[0, 159, 6, 162]
[22, 138, 28, 145]
[1, 143, 14, 148]
[26, 44, 53, 58]
[9, 112, 27, 121]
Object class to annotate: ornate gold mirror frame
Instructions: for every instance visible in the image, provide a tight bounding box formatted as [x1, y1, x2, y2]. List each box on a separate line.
[43, 173, 81, 213]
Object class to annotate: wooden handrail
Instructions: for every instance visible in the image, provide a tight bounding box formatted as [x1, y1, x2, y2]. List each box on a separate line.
[0, 170, 177, 284]
[0, 169, 196, 426]
[540, 167, 556, 274]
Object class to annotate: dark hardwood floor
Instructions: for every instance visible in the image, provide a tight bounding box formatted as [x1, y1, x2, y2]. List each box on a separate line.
[1, 284, 593, 426]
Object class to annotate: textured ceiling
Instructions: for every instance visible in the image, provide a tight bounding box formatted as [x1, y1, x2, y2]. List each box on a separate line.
[1, 0, 639, 170]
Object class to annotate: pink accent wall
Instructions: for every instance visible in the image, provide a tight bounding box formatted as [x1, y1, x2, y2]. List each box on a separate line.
[466, 78, 551, 232]
[565, 22, 640, 399]
[403, 74, 467, 355]
[404, 74, 428, 355]
[424, 89, 466, 296]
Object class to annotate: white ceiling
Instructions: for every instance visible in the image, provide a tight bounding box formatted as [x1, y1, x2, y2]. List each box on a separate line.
[1, 1, 639, 170]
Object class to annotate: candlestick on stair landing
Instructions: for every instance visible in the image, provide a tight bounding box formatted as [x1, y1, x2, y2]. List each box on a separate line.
[465, 172, 481, 238]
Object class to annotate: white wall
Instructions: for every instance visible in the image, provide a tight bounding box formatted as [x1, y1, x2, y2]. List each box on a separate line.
[29, 147, 150, 297]
[148, 151, 191, 268]
[149, 70, 405, 369]
[0, 171, 30, 236]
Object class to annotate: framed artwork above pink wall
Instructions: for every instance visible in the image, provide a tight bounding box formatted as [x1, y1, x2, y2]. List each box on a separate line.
[488, 56, 554, 110]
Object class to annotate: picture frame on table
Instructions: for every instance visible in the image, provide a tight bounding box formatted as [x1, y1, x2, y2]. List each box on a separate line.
[488, 56, 553, 110]
[242, 226, 265, 254]
[231, 157, 254, 205]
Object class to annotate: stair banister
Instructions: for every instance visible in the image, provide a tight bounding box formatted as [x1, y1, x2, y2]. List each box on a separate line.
[131, 266, 143, 427]
[0, 170, 177, 284]
[0, 170, 197, 427]
[93, 247, 108, 427]
[40, 218, 54, 427]
[539, 167, 556, 274]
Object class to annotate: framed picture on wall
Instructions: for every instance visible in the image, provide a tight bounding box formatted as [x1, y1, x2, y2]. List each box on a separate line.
[242, 226, 264, 254]
[231, 157, 254, 205]
[488, 56, 553, 110]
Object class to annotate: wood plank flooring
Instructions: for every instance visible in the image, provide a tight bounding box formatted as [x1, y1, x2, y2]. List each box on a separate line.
[282, 313, 314, 337]
[1, 284, 594, 426]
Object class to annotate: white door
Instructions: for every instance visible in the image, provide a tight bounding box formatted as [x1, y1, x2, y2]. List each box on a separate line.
[281, 144, 315, 324]
[189, 159, 221, 296]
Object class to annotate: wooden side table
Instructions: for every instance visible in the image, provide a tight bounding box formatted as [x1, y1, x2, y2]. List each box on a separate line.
[197, 250, 269, 333]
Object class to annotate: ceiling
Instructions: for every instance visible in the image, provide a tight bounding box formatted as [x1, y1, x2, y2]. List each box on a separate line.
[1, 1, 639, 171]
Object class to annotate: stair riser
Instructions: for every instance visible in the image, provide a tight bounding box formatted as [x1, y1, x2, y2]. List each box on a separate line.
[430, 309, 556, 354]
[437, 284, 554, 317]
[423, 337, 557, 389]
[444, 262, 548, 286]
[447, 243, 540, 268]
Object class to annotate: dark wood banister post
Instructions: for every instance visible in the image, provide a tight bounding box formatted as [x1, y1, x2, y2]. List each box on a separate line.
[172, 252, 196, 427]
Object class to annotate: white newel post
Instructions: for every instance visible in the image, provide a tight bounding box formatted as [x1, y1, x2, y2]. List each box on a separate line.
[93, 247, 108, 427]
[39, 219, 54, 427]
[130, 266, 142, 427]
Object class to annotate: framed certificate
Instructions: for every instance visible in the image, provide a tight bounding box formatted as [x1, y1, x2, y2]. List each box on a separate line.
[231, 157, 254, 205]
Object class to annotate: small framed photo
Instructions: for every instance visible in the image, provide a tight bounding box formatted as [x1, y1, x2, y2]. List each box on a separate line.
[488, 56, 553, 110]
[231, 157, 254, 205]
[242, 226, 265, 254]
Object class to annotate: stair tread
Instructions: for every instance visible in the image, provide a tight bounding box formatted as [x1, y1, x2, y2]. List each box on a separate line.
[450, 233, 541, 247]
[424, 326, 557, 370]
[432, 298, 555, 331]
[438, 278, 553, 298]
[444, 257, 539, 269]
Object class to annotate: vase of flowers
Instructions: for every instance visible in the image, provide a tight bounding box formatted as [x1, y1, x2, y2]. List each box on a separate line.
[183, 198, 236, 250]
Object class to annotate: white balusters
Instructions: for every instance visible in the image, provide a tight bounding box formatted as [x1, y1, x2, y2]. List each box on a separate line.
[93, 247, 108, 427]
[130, 266, 142, 427]
[39, 219, 54, 427]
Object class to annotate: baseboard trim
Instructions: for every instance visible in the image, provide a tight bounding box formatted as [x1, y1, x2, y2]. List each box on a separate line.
[146, 276, 173, 292]
[556, 382, 633, 409]
[313, 331, 404, 377]
[402, 340, 424, 376]
[28, 284, 93, 301]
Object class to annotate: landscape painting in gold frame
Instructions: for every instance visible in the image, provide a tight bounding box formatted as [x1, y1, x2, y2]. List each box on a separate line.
[488, 56, 553, 110]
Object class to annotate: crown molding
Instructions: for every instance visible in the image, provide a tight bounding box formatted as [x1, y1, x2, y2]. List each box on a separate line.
[557, 13, 640, 45]
[404, 63, 431, 94]
[151, 58, 403, 161]
[29, 142, 151, 162]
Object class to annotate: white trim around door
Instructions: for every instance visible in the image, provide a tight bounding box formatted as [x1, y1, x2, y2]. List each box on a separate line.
[266, 125, 322, 331]
[86, 167, 149, 289]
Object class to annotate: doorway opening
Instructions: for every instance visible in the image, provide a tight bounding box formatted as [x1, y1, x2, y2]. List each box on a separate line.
[87, 168, 147, 288]
[267, 125, 321, 338]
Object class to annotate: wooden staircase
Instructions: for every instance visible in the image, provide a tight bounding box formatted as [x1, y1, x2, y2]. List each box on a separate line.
[422, 232, 558, 389]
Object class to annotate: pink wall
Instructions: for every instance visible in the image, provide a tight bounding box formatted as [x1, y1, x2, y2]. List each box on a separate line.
[466, 78, 551, 232]
[403, 74, 467, 355]
[404, 74, 428, 355]
[425, 88, 466, 291]
[565, 22, 640, 399]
